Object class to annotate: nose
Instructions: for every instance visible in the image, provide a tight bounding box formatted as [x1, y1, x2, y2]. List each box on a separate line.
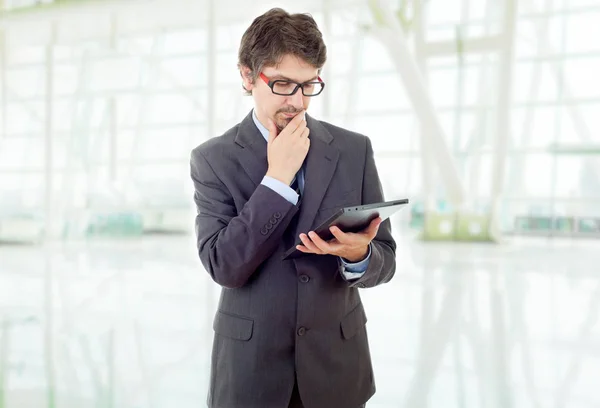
[287, 87, 304, 109]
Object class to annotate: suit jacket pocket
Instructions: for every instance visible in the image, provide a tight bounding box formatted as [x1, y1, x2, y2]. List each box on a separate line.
[213, 310, 254, 341]
[340, 302, 368, 340]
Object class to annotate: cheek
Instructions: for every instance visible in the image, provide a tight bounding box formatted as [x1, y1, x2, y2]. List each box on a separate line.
[303, 97, 311, 109]
[256, 91, 278, 111]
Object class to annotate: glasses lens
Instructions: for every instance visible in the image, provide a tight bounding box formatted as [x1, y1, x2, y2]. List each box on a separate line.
[302, 82, 324, 96]
[272, 81, 297, 95]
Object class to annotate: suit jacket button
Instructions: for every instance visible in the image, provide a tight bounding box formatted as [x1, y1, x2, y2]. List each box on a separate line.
[299, 275, 310, 283]
[273, 212, 282, 219]
[266, 223, 273, 230]
[269, 218, 277, 225]
[297, 327, 306, 336]
[260, 228, 268, 235]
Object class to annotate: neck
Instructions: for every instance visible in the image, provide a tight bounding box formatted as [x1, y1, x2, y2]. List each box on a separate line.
[254, 108, 271, 131]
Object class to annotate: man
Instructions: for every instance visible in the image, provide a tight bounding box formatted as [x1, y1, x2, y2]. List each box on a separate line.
[190, 8, 396, 408]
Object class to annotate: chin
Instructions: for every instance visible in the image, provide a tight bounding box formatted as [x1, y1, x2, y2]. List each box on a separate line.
[275, 116, 292, 130]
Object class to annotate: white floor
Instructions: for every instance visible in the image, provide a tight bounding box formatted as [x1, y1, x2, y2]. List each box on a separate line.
[1, 231, 600, 408]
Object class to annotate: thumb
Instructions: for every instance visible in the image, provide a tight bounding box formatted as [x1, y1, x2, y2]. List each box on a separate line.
[369, 217, 382, 237]
[267, 119, 279, 144]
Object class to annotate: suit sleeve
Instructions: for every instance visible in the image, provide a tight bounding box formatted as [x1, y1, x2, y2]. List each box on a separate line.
[190, 148, 299, 288]
[342, 137, 397, 289]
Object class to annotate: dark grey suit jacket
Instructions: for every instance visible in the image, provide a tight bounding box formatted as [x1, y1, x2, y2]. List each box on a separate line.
[190, 111, 396, 408]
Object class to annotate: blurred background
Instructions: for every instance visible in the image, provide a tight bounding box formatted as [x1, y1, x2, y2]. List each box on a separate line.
[1, 0, 599, 407]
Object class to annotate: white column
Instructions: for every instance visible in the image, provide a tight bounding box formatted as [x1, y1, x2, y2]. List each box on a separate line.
[0, 27, 6, 140]
[44, 23, 57, 240]
[413, 0, 435, 212]
[207, 0, 216, 139]
[489, 0, 517, 235]
[43, 23, 58, 408]
[109, 13, 118, 183]
[467, 0, 499, 199]
[343, 7, 364, 128]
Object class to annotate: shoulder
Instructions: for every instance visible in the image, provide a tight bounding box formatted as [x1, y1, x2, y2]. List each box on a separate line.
[319, 120, 367, 141]
[191, 122, 240, 162]
[315, 119, 371, 152]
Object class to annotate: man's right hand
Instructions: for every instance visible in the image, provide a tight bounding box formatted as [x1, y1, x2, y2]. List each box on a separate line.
[265, 111, 310, 186]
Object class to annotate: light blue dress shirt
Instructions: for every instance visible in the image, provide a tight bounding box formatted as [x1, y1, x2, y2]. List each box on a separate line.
[252, 110, 370, 279]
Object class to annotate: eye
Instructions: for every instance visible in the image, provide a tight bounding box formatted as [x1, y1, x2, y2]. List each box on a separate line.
[273, 81, 294, 89]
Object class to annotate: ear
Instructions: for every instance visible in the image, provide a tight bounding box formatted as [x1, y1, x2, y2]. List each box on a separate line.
[239, 65, 255, 92]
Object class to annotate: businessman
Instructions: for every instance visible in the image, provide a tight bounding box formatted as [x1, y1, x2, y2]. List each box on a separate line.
[190, 8, 396, 408]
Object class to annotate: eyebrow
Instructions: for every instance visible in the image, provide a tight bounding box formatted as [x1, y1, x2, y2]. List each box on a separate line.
[270, 74, 319, 83]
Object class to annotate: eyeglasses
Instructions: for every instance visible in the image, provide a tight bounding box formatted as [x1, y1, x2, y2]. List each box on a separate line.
[259, 72, 325, 97]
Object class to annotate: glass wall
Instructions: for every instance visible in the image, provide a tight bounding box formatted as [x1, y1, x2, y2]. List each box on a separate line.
[1, 0, 599, 240]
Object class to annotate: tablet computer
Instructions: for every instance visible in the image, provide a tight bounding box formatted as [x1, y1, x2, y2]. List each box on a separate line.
[283, 198, 409, 260]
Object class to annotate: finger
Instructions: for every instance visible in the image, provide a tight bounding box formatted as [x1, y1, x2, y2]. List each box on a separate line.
[299, 233, 324, 254]
[302, 233, 326, 254]
[290, 119, 307, 138]
[299, 127, 310, 140]
[296, 244, 312, 253]
[304, 137, 311, 151]
[307, 231, 335, 254]
[290, 109, 305, 125]
[283, 110, 305, 134]
[364, 217, 382, 238]
[329, 225, 352, 244]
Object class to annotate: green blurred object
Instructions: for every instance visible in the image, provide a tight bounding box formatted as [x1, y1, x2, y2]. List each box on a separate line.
[515, 216, 572, 233]
[367, 0, 386, 26]
[548, 143, 600, 155]
[455, 213, 493, 242]
[554, 217, 575, 232]
[579, 218, 600, 233]
[421, 211, 496, 242]
[421, 212, 457, 241]
[86, 212, 143, 237]
[409, 204, 424, 228]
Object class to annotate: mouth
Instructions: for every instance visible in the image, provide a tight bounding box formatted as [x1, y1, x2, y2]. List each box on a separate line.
[280, 112, 299, 118]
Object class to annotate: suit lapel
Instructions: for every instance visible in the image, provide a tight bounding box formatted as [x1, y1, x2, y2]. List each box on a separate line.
[234, 110, 340, 236]
[235, 111, 268, 187]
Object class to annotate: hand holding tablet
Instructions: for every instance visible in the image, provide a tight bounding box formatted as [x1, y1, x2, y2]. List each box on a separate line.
[283, 198, 409, 260]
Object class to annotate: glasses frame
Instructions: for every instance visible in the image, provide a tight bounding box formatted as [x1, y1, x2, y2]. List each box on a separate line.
[259, 72, 325, 97]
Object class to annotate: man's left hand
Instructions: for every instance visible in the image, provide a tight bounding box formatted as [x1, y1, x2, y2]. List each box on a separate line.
[296, 217, 382, 262]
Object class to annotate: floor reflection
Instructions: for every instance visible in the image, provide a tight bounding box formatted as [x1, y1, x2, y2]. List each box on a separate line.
[1, 232, 599, 407]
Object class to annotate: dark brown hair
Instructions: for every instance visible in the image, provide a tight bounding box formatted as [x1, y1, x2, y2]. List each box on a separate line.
[238, 8, 327, 94]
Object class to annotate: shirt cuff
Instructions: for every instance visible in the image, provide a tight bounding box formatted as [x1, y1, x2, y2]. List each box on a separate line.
[339, 243, 371, 280]
[261, 176, 299, 205]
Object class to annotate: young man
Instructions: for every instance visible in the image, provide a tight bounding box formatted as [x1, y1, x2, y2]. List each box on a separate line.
[190, 8, 396, 408]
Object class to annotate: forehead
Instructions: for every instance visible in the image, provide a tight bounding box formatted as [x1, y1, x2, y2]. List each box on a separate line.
[262, 54, 319, 82]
